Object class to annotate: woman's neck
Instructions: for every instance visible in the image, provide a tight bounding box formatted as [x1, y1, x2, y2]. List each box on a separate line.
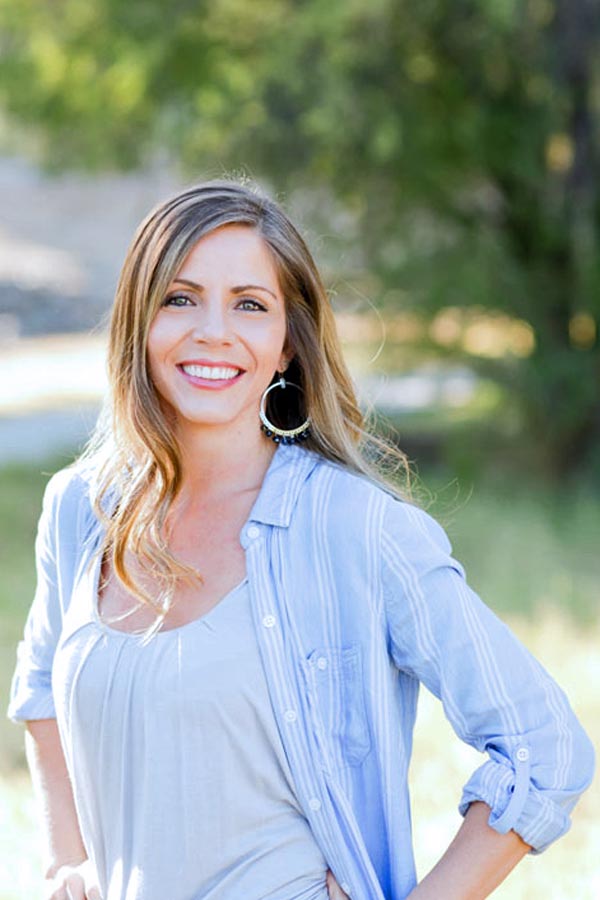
[175, 420, 278, 500]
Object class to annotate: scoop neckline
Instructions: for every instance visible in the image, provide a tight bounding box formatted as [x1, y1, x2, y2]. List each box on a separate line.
[90, 549, 248, 640]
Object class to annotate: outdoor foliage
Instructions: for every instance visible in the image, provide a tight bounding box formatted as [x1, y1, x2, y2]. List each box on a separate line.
[0, 0, 599, 474]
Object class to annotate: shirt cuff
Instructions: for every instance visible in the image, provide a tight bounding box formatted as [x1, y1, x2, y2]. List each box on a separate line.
[6, 642, 56, 722]
[458, 747, 571, 853]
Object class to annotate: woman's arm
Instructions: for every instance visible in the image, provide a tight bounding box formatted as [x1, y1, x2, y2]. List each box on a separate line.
[25, 718, 87, 878]
[407, 801, 530, 900]
[26, 719, 103, 899]
[327, 802, 530, 900]
[382, 500, 595, 854]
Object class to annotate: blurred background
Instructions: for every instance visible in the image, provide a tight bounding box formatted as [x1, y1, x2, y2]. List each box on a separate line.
[0, 0, 598, 897]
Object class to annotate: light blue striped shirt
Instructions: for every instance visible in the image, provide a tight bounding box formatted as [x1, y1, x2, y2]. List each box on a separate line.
[9, 444, 595, 900]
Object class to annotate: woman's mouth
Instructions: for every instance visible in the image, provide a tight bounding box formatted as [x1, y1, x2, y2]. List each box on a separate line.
[178, 362, 244, 388]
[182, 364, 241, 380]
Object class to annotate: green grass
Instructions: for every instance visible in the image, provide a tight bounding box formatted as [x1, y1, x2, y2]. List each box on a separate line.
[0, 773, 42, 899]
[421, 472, 600, 623]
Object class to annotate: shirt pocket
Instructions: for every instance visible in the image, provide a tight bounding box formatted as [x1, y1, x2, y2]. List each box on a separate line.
[304, 643, 372, 769]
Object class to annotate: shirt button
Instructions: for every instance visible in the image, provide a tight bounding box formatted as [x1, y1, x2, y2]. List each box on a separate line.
[316, 656, 328, 670]
[262, 614, 276, 628]
[247, 525, 260, 539]
[284, 709, 297, 722]
[308, 797, 321, 811]
[516, 747, 530, 762]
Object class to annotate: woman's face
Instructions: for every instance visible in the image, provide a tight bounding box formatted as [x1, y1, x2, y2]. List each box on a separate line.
[147, 225, 289, 438]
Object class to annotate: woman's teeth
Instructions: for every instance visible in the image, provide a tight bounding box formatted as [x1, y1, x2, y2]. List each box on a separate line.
[182, 365, 240, 380]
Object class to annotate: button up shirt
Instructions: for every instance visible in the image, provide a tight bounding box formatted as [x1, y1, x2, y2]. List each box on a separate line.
[9, 444, 595, 900]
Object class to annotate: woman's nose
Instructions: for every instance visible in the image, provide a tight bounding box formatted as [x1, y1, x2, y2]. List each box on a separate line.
[191, 302, 232, 343]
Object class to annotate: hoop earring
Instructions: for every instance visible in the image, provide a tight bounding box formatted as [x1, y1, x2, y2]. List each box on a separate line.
[259, 376, 311, 444]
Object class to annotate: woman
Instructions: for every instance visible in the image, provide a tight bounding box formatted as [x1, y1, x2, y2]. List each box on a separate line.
[9, 181, 594, 900]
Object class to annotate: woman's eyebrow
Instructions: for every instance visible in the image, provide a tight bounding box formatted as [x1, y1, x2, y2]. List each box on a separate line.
[231, 284, 278, 300]
[173, 277, 278, 300]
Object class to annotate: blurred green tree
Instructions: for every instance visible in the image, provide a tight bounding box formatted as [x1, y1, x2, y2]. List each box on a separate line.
[0, 0, 598, 475]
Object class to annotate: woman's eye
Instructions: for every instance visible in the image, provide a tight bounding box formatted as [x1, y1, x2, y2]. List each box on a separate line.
[163, 293, 193, 307]
[237, 297, 266, 311]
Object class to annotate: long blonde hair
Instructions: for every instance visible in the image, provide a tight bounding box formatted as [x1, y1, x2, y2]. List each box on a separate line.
[83, 179, 412, 614]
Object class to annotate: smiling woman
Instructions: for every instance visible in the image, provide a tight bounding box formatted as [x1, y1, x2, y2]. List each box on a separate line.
[7, 180, 594, 900]
[146, 226, 289, 436]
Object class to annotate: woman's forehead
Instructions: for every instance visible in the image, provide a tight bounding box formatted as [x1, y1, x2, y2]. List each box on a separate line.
[173, 225, 282, 294]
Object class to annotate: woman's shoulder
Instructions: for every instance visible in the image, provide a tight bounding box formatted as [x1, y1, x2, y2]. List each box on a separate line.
[309, 455, 431, 526]
[39, 461, 100, 537]
[42, 462, 93, 507]
[308, 453, 454, 555]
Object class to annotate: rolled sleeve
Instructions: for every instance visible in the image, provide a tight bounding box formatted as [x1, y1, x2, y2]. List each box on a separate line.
[382, 500, 595, 853]
[7, 469, 81, 722]
[8, 640, 57, 721]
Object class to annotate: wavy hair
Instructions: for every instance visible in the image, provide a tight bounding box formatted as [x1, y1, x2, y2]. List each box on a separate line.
[82, 179, 412, 618]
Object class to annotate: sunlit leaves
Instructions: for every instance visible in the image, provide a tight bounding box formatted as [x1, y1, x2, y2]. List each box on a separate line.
[0, 0, 599, 471]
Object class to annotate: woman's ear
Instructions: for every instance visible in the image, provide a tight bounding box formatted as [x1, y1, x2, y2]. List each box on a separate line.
[278, 343, 294, 373]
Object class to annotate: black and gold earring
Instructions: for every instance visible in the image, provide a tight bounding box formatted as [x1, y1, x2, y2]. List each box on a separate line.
[259, 375, 310, 444]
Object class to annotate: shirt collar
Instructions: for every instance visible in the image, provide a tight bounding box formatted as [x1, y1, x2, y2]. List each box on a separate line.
[247, 443, 321, 528]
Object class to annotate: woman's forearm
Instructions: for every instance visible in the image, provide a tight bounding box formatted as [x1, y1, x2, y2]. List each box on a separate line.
[25, 718, 87, 879]
[408, 801, 531, 900]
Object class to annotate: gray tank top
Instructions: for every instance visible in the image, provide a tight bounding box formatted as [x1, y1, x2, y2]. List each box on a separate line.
[52, 577, 330, 900]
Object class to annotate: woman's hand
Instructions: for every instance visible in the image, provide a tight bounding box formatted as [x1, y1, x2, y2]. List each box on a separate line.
[326, 868, 351, 899]
[44, 859, 102, 900]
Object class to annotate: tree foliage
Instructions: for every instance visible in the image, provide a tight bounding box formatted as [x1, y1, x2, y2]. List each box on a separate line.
[1, 0, 599, 474]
